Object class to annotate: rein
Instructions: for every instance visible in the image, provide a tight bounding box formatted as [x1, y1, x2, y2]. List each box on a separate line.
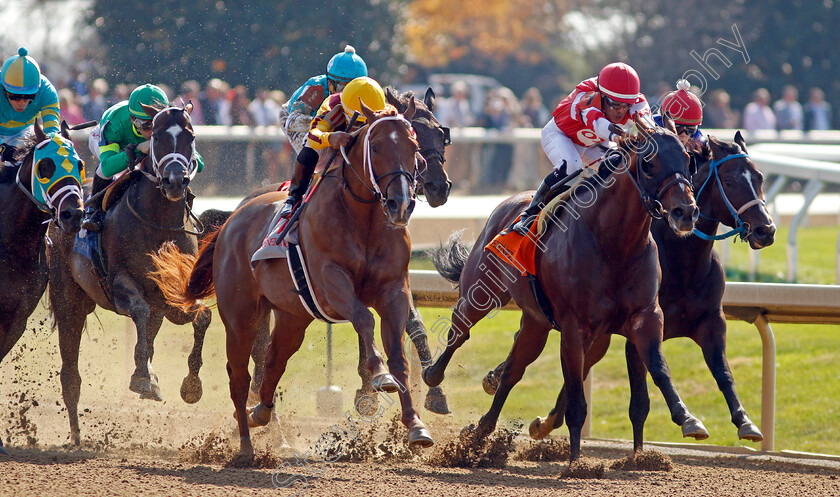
[691, 153, 763, 241]
[15, 155, 82, 225]
[125, 188, 205, 236]
[336, 115, 418, 206]
[624, 146, 692, 220]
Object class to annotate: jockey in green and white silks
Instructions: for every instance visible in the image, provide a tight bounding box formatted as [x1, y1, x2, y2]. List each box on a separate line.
[0, 47, 60, 165]
[278, 45, 368, 153]
[81, 84, 205, 232]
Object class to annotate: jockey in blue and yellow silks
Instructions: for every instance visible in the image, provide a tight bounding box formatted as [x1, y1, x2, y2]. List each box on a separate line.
[278, 45, 368, 154]
[0, 47, 60, 165]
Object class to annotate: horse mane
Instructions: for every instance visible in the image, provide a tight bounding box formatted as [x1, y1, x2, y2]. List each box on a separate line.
[384, 86, 416, 105]
[707, 135, 741, 155]
[13, 133, 44, 162]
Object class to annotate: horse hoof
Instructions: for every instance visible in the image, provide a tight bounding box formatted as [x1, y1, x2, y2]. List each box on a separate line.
[180, 374, 203, 404]
[141, 377, 163, 401]
[682, 416, 710, 440]
[354, 389, 381, 417]
[529, 416, 553, 440]
[482, 369, 500, 395]
[247, 403, 273, 428]
[71, 429, 81, 447]
[424, 386, 451, 414]
[371, 373, 399, 393]
[238, 437, 255, 458]
[407, 426, 434, 448]
[738, 421, 763, 442]
[129, 373, 152, 396]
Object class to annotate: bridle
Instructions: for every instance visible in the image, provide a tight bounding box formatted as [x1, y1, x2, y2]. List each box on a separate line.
[135, 106, 198, 185]
[15, 138, 83, 224]
[337, 114, 419, 207]
[623, 134, 693, 220]
[691, 153, 764, 241]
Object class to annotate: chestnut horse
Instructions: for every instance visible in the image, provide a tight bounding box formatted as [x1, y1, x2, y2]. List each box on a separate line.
[151, 104, 434, 456]
[197, 87, 453, 414]
[47, 104, 211, 445]
[0, 121, 85, 361]
[424, 117, 707, 463]
[524, 132, 776, 448]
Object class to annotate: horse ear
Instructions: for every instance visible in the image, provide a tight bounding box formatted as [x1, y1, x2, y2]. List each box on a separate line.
[359, 99, 376, 122]
[634, 113, 655, 141]
[404, 97, 417, 121]
[141, 103, 160, 120]
[34, 120, 46, 142]
[185, 101, 194, 115]
[661, 111, 677, 135]
[385, 86, 405, 112]
[424, 87, 436, 113]
[734, 130, 748, 153]
[60, 120, 70, 138]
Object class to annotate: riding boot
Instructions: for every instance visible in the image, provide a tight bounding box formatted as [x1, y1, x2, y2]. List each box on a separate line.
[81, 175, 111, 232]
[278, 157, 316, 218]
[510, 175, 569, 236]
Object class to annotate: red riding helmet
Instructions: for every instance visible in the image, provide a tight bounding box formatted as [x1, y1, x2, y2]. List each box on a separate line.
[660, 79, 703, 125]
[597, 62, 641, 104]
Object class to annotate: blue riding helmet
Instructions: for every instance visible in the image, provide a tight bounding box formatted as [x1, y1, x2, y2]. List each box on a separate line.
[326, 45, 368, 83]
[1, 47, 41, 95]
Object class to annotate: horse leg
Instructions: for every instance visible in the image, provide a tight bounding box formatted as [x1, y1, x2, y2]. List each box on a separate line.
[354, 333, 378, 416]
[183, 305, 212, 404]
[111, 274, 154, 397]
[142, 312, 165, 401]
[248, 311, 311, 428]
[248, 313, 271, 404]
[376, 287, 434, 447]
[695, 316, 762, 441]
[405, 300, 450, 414]
[631, 305, 709, 440]
[561, 329, 589, 463]
[625, 339, 650, 452]
[530, 334, 612, 440]
[475, 315, 550, 439]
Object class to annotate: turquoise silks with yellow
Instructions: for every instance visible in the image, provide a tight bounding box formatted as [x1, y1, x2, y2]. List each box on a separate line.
[30, 134, 84, 212]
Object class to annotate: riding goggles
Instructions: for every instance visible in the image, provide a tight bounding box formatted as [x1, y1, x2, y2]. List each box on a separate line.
[603, 94, 631, 111]
[5, 90, 36, 102]
[131, 115, 153, 131]
[676, 124, 698, 136]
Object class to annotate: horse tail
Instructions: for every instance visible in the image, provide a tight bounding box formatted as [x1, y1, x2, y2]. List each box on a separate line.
[148, 229, 219, 313]
[429, 229, 472, 284]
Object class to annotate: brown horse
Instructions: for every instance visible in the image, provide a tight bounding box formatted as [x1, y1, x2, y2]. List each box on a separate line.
[524, 132, 776, 448]
[151, 104, 434, 456]
[424, 117, 707, 463]
[47, 104, 211, 445]
[197, 87, 453, 414]
[0, 121, 85, 361]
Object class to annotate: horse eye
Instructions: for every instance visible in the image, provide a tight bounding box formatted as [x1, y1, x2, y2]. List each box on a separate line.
[724, 178, 734, 187]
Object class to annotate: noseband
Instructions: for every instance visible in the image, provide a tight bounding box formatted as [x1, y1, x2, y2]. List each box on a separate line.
[692, 153, 765, 241]
[137, 107, 197, 185]
[339, 115, 418, 206]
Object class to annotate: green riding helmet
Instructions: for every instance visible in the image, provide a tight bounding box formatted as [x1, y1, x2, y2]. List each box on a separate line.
[128, 84, 169, 119]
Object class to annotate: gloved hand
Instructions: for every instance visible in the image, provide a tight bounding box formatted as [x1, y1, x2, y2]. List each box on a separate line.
[124, 143, 137, 165]
[136, 140, 151, 155]
[328, 131, 352, 148]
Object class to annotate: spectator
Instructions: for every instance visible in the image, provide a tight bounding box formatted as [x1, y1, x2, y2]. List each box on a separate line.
[742, 88, 776, 134]
[58, 88, 86, 125]
[248, 88, 281, 126]
[773, 84, 803, 131]
[178, 80, 204, 125]
[199, 78, 230, 125]
[476, 92, 513, 188]
[437, 80, 474, 128]
[520, 87, 550, 128]
[803, 87, 832, 131]
[228, 85, 253, 126]
[111, 83, 131, 104]
[83, 78, 110, 122]
[704, 89, 738, 129]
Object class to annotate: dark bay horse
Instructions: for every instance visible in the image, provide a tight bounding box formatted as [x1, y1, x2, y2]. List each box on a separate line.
[197, 87, 453, 414]
[424, 117, 707, 463]
[151, 104, 434, 456]
[525, 131, 776, 449]
[47, 104, 211, 445]
[0, 121, 85, 362]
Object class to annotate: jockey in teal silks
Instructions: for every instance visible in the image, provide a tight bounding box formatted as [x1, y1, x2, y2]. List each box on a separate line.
[278, 45, 368, 154]
[0, 47, 60, 168]
[81, 84, 205, 232]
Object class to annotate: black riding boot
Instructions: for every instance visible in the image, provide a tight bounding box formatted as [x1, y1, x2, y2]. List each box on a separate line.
[81, 175, 111, 232]
[278, 156, 317, 218]
[510, 169, 570, 236]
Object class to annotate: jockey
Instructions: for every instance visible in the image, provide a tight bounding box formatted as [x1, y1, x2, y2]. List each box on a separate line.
[278, 45, 368, 154]
[278, 76, 387, 218]
[0, 47, 60, 166]
[655, 79, 707, 155]
[510, 62, 650, 235]
[81, 84, 205, 232]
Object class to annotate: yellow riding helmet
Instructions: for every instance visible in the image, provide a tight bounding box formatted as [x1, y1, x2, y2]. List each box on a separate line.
[339, 77, 386, 122]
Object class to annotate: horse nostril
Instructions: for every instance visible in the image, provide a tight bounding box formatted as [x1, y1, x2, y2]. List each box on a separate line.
[182, 177, 190, 188]
[60, 210, 71, 220]
[672, 207, 684, 219]
[385, 198, 399, 212]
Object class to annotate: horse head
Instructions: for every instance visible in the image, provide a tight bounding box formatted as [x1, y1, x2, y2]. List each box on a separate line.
[17, 120, 85, 233]
[348, 102, 419, 226]
[140, 103, 197, 202]
[619, 113, 698, 235]
[694, 132, 776, 249]
[386, 86, 452, 207]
